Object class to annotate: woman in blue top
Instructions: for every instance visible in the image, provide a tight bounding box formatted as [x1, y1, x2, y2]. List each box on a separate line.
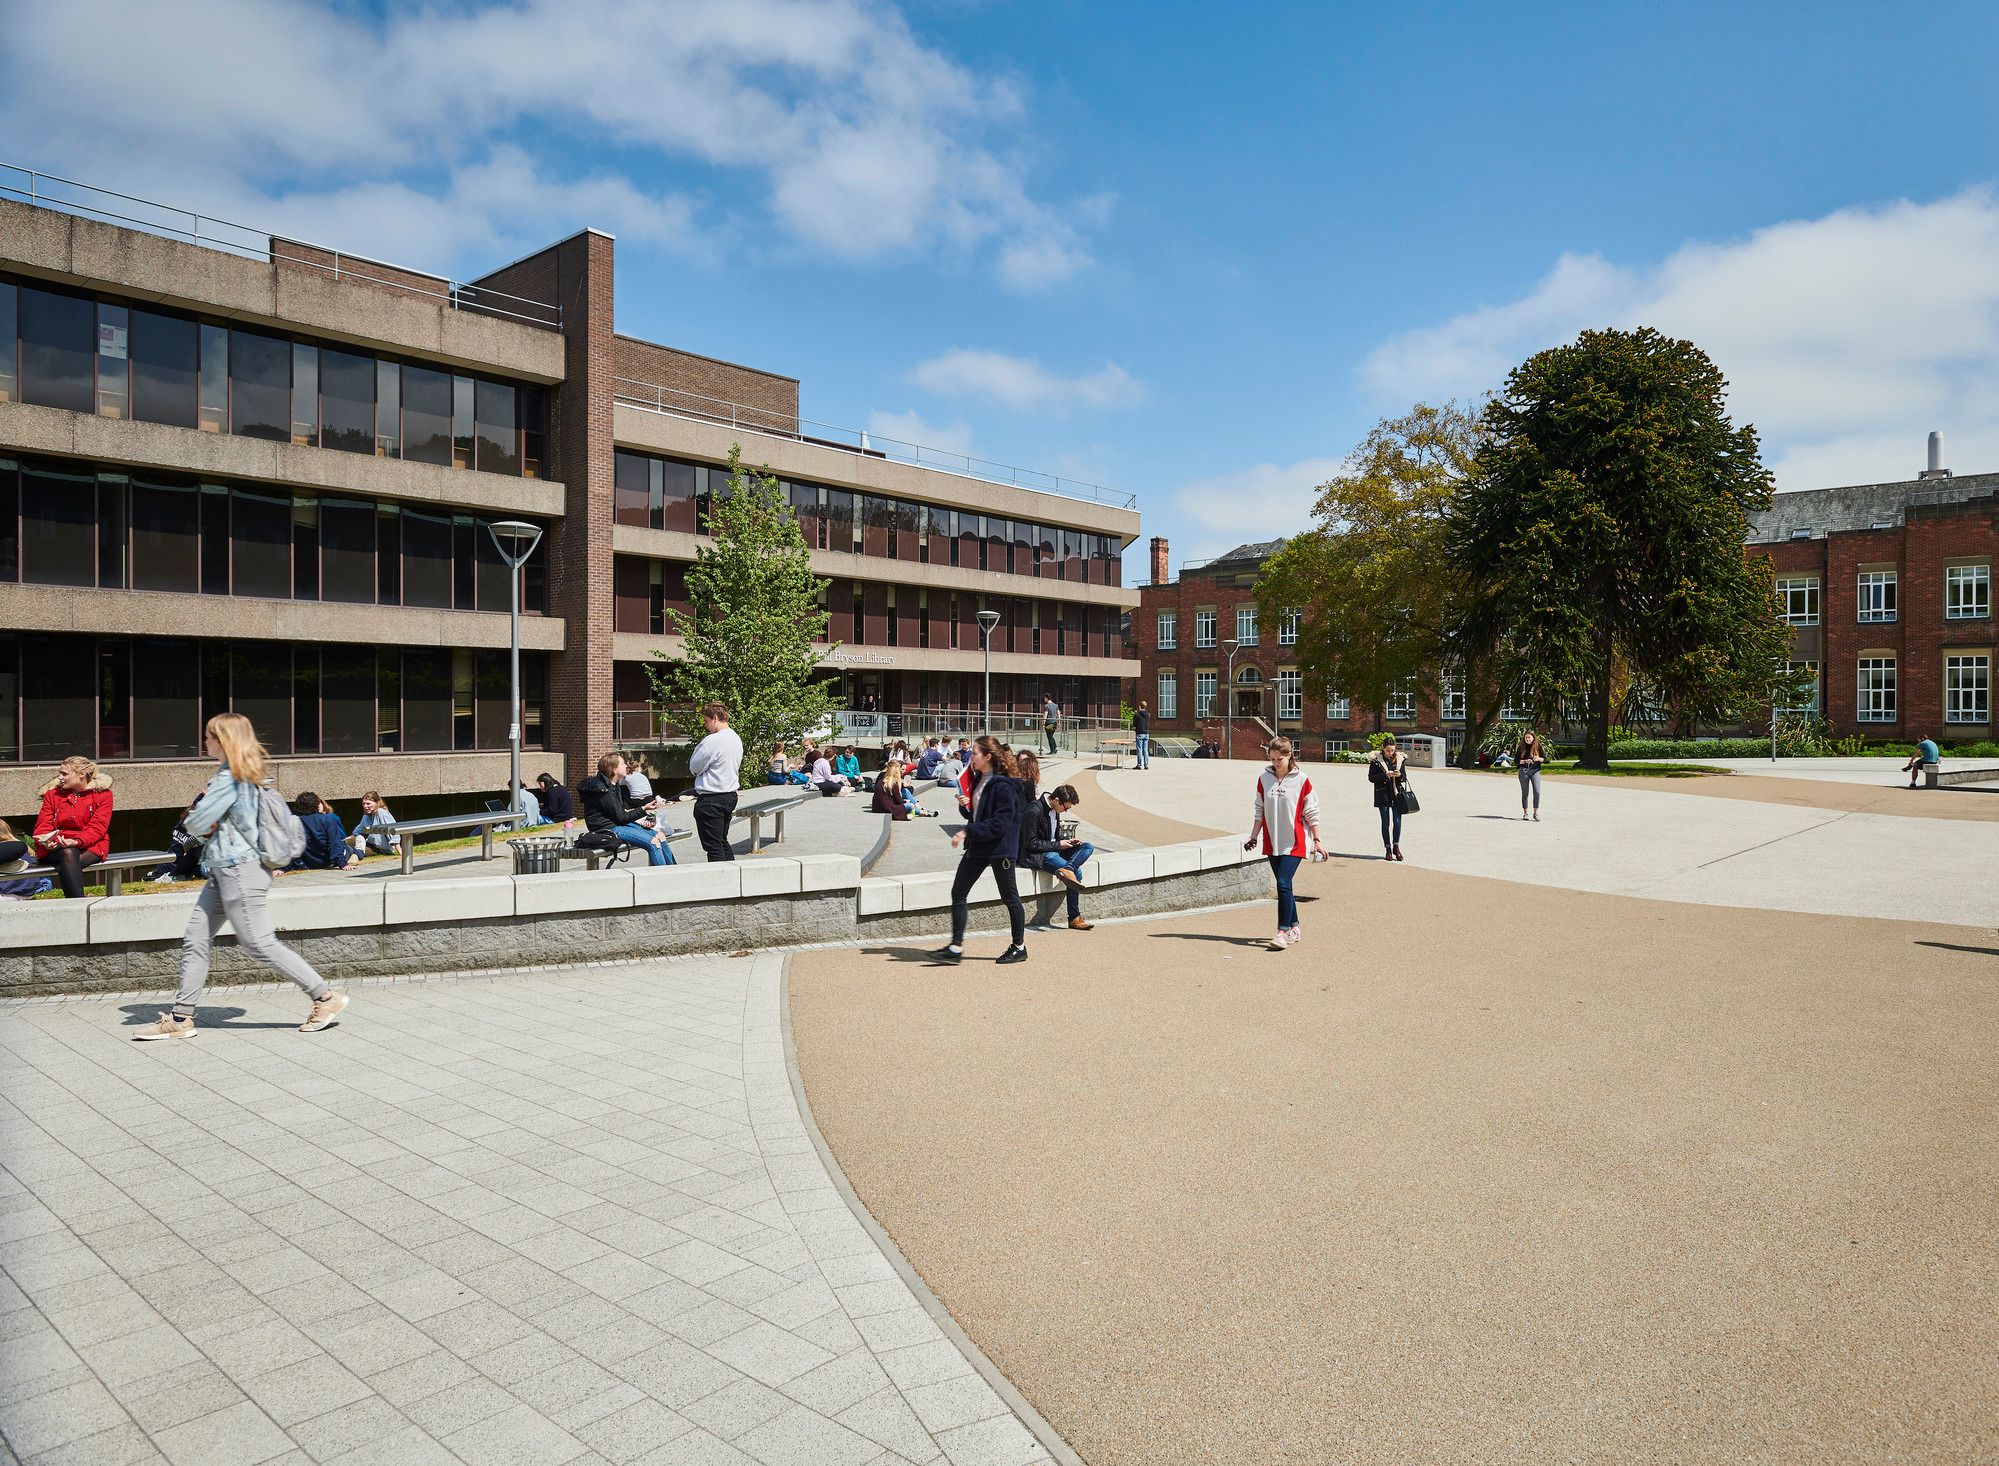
[287, 791, 355, 870]
[133, 713, 348, 1041]
[928, 736, 1028, 966]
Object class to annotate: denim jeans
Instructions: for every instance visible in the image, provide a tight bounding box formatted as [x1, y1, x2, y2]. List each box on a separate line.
[1135, 733, 1150, 768]
[613, 823, 675, 865]
[1378, 803, 1402, 848]
[1035, 842, 1095, 918]
[1269, 854, 1302, 929]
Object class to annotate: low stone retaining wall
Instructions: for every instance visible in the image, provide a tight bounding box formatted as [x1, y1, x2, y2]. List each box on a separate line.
[0, 838, 1272, 996]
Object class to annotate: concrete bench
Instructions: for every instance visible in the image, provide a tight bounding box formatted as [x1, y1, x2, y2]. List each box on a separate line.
[384, 811, 522, 876]
[737, 795, 808, 852]
[13, 849, 174, 898]
[1928, 763, 1999, 789]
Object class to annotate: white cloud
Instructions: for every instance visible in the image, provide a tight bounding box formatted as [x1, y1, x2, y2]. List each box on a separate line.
[0, 0, 1095, 288]
[866, 409, 974, 457]
[912, 349, 1144, 410]
[1360, 190, 1999, 489]
[1168, 457, 1348, 561]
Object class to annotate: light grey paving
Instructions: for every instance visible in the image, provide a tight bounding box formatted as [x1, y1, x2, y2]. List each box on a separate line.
[0, 955, 1053, 1466]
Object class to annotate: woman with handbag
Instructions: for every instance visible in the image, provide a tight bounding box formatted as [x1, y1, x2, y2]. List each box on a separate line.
[1515, 730, 1547, 821]
[928, 736, 1028, 966]
[1242, 736, 1325, 951]
[1369, 740, 1411, 861]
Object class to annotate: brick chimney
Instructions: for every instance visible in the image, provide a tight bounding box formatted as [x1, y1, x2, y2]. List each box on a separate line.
[1150, 535, 1169, 586]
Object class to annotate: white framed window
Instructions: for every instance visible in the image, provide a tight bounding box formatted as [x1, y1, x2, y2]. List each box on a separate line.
[1235, 607, 1258, 646]
[1325, 691, 1350, 721]
[1194, 670, 1217, 718]
[1857, 570, 1897, 623]
[1778, 660, 1819, 713]
[1857, 656, 1896, 723]
[1385, 682, 1416, 722]
[1157, 669, 1178, 720]
[1277, 669, 1302, 722]
[1945, 654, 1989, 724]
[1279, 608, 1301, 646]
[1440, 669, 1465, 723]
[1501, 690, 1531, 721]
[1776, 576, 1820, 626]
[1194, 609, 1217, 648]
[1946, 564, 1990, 620]
[1156, 610, 1177, 650]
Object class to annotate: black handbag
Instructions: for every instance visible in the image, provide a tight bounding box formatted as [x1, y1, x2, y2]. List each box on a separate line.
[1398, 775, 1420, 815]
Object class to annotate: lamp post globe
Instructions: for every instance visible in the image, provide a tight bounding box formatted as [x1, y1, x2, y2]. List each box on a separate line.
[486, 521, 544, 820]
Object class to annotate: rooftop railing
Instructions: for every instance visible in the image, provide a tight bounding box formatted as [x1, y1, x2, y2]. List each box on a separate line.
[0, 162, 562, 331]
[612, 376, 1139, 511]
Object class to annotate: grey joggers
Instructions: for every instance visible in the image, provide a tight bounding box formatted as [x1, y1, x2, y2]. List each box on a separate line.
[175, 861, 333, 1018]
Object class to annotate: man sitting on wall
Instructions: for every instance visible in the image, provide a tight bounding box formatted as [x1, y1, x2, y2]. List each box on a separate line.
[1024, 783, 1095, 931]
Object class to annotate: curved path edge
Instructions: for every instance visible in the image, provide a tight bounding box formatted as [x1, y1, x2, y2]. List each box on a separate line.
[778, 953, 1088, 1466]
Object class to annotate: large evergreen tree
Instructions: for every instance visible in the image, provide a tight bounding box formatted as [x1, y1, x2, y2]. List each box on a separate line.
[645, 447, 837, 788]
[1449, 328, 1792, 768]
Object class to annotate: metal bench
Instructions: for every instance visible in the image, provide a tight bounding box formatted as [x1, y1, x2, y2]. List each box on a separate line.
[13, 849, 174, 898]
[383, 811, 523, 876]
[513, 828, 695, 873]
[737, 795, 808, 852]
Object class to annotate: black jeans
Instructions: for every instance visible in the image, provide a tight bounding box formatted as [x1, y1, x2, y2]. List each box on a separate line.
[1044, 724, 1058, 754]
[47, 846, 101, 899]
[693, 791, 737, 862]
[949, 853, 1025, 946]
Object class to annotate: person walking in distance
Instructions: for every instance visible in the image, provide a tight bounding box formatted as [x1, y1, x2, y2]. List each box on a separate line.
[689, 702, 743, 861]
[1132, 699, 1151, 769]
[1042, 695, 1061, 755]
[1369, 739, 1410, 861]
[1243, 736, 1325, 951]
[928, 736, 1029, 966]
[1515, 729, 1548, 821]
[135, 714, 347, 1040]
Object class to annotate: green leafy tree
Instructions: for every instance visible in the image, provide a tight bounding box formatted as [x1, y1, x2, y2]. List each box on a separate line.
[1255, 402, 1502, 764]
[645, 447, 837, 788]
[1449, 327, 1794, 769]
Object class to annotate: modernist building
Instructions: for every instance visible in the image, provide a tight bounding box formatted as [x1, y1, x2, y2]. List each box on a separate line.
[0, 185, 1138, 833]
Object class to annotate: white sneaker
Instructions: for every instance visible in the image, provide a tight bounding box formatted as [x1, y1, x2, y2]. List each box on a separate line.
[300, 992, 348, 1033]
[1268, 930, 1293, 952]
[1286, 925, 1302, 945]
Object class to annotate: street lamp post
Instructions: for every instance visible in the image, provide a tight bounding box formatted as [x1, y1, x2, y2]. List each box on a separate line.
[1223, 638, 1240, 760]
[486, 520, 544, 821]
[977, 609, 1001, 738]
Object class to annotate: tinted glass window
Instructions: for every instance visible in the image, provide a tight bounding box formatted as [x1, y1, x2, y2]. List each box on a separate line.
[0, 634, 16, 760]
[290, 342, 317, 446]
[319, 497, 375, 604]
[229, 329, 291, 441]
[453, 375, 475, 469]
[0, 282, 16, 402]
[476, 649, 508, 748]
[319, 349, 375, 454]
[22, 633, 97, 761]
[230, 486, 292, 598]
[20, 460, 97, 587]
[198, 325, 228, 433]
[130, 309, 198, 428]
[475, 522, 510, 610]
[403, 649, 452, 750]
[375, 359, 400, 457]
[230, 643, 292, 754]
[614, 451, 650, 527]
[200, 484, 230, 593]
[20, 287, 94, 413]
[377, 649, 399, 752]
[0, 458, 17, 582]
[320, 643, 376, 754]
[292, 646, 318, 752]
[96, 304, 129, 420]
[401, 506, 452, 607]
[292, 496, 319, 601]
[663, 458, 697, 533]
[475, 379, 518, 475]
[97, 473, 127, 589]
[822, 490, 854, 552]
[402, 365, 452, 465]
[132, 638, 200, 758]
[376, 504, 400, 605]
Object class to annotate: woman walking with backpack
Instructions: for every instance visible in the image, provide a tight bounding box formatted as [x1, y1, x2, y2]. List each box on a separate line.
[928, 736, 1029, 966]
[134, 713, 347, 1041]
[1369, 739, 1411, 861]
[1242, 737, 1325, 951]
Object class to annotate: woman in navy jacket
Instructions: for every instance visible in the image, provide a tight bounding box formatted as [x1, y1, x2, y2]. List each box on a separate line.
[929, 735, 1028, 965]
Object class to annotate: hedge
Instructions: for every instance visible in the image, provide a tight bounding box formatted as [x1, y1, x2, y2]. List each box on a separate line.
[1609, 738, 1770, 758]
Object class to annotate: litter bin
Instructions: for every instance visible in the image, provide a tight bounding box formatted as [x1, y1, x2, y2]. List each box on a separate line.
[511, 835, 565, 875]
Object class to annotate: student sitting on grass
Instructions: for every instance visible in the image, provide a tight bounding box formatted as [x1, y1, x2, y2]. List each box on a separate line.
[287, 792, 356, 871]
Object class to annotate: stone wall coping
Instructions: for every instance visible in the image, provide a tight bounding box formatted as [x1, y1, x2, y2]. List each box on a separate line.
[0, 840, 1257, 953]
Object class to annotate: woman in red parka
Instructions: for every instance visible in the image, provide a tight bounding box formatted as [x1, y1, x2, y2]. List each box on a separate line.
[33, 755, 114, 898]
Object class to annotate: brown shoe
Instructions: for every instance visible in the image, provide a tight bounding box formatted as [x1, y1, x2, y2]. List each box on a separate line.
[1054, 868, 1083, 888]
[1068, 917, 1094, 931]
[134, 1012, 196, 1041]
[300, 992, 348, 1033]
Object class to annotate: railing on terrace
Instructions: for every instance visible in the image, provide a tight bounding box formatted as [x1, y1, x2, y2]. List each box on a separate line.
[0, 163, 562, 331]
[612, 376, 1139, 512]
[612, 706, 1137, 759]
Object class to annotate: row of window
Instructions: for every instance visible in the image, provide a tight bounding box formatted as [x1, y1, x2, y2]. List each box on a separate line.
[1156, 607, 1300, 651]
[0, 634, 549, 765]
[609, 665, 1126, 724]
[0, 277, 547, 476]
[1856, 654, 1991, 724]
[0, 456, 548, 613]
[1776, 566, 1990, 626]
[613, 450, 1124, 586]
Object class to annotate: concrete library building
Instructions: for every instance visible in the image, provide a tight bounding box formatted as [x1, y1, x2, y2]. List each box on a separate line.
[0, 180, 1139, 839]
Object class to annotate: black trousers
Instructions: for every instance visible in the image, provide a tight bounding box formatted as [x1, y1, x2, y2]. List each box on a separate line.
[949, 853, 1024, 946]
[47, 846, 101, 899]
[692, 791, 737, 862]
[1044, 724, 1058, 753]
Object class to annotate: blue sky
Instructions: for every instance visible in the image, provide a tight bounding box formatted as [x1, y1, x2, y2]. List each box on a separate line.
[7, 0, 1998, 572]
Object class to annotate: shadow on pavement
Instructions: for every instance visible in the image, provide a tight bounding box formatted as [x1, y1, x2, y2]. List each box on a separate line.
[1915, 941, 1999, 959]
[1147, 932, 1270, 948]
[117, 1003, 301, 1029]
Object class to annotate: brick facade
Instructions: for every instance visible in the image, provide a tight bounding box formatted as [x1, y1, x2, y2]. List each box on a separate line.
[611, 336, 799, 435]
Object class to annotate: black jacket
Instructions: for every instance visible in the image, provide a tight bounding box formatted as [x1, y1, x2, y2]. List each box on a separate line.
[1021, 793, 1065, 858]
[1368, 755, 1410, 809]
[539, 782, 575, 821]
[1132, 709, 1150, 735]
[961, 772, 1025, 860]
[579, 775, 648, 833]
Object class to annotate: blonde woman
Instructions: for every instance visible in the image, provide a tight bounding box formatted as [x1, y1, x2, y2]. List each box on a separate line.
[135, 714, 347, 1041]
[1242, 736, 1325, 950]
[32, 755, 114, 898]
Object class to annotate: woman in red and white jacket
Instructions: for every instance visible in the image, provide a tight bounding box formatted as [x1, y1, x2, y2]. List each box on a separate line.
[32, 755, 115, 899]
[1241, 736, 1325, 951]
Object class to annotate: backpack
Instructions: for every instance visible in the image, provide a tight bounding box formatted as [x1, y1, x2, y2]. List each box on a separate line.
[252, 783, 308, 869]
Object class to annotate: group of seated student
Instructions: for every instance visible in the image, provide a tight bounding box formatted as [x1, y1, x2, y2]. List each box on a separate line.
[579, 752, 677, 864]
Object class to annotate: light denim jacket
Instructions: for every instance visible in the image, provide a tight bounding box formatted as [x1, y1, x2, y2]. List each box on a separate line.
[187, 764, 260, 874]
